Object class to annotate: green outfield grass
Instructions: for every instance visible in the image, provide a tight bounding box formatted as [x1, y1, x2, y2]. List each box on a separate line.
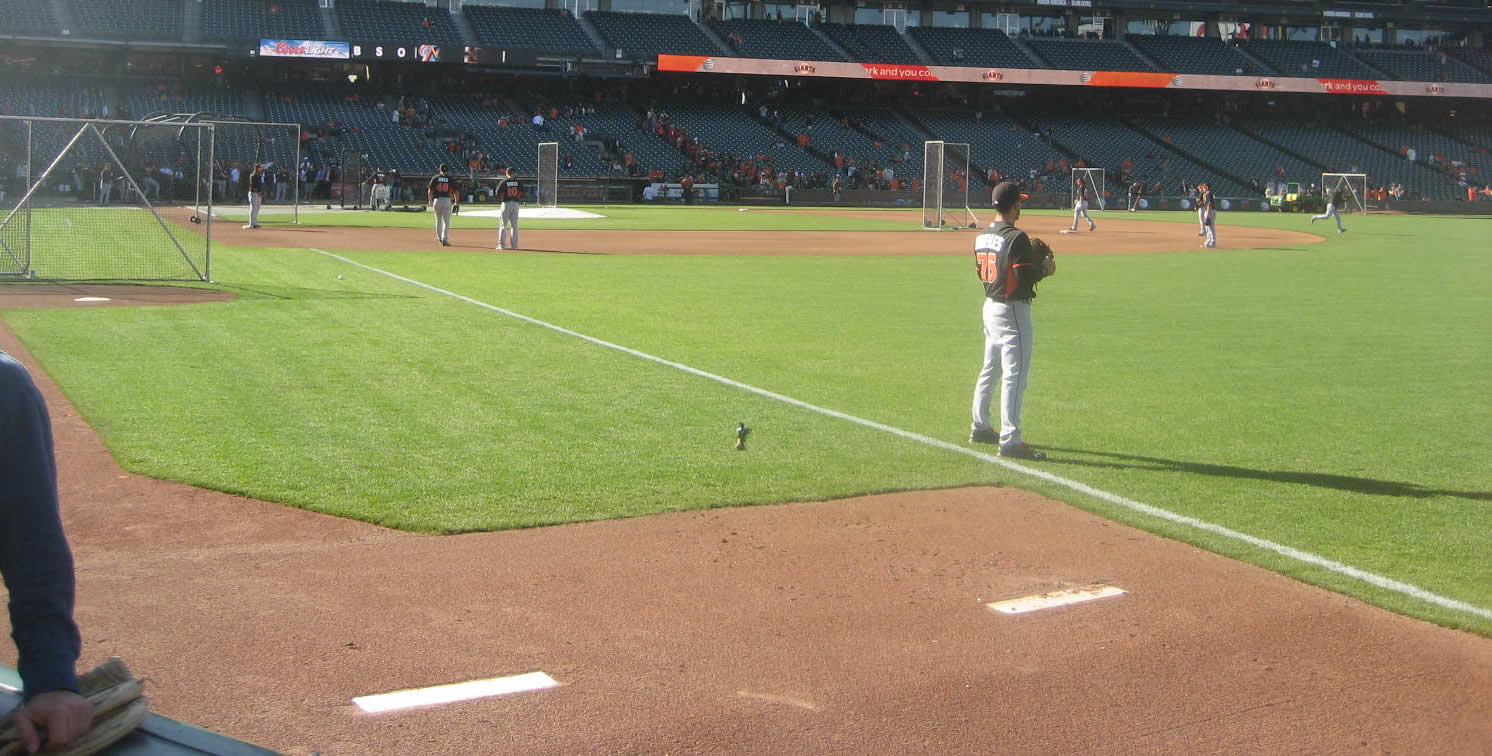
[212, 204, 924, 231]
[5, 207, 1490, 635]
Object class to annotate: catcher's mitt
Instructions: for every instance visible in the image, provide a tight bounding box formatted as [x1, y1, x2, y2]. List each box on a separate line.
[1030, 237, 1057, 277]
[0, 658, 148, 756]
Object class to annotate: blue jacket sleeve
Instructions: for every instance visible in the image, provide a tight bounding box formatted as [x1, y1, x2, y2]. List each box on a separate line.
[0, 350, 81, 699]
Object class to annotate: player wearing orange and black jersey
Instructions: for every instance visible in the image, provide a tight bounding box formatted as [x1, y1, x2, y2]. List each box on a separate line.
[496, 167, 523, 250]
[427, 164, 459, 246]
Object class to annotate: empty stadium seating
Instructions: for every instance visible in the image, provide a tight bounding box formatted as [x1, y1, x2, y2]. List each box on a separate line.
[818, 23, 923, 66]
[837, 109, 929, 172]
[1450, 47, 1492, 76]
[1350, 49, 1492, 83]
[916, 113, 1068, 188]
[1129, 118, 1321, 191]
[579, 104, 685, 177]
[0, 0, 62, 36]
[434, 96, 608, 176]
[663, 104, 830, 175]
[586, 11, 722, 60]
[264, 90, 441, 177]
[464, 6, 597, 57]
[1240, 41, 1381, 80]
[710, 19, 845, 62]
[1024, 38, 1155, 72]
[906, 27, 1035, 68]
[202, 0, 325, 42]
[778, 108, 918, 181]
[69, 0, 184, 42]
[336, 0, 463, 48]
[1345, 123, 1490, 185]
[1028, 116, 1250, 197]
[1130, 37, 1272, 76]
[128, 90, 251, 118]
[1244, 121, 1458, 199]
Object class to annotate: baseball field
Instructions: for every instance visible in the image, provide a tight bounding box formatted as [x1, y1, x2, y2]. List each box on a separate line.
[2, 204, 1489, 753]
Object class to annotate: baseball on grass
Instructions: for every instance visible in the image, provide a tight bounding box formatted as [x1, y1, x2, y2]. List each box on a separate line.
[337, 275, 344, 280]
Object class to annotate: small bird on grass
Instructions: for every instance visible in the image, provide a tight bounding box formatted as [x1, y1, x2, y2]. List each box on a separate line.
[735, 422, 750, 451]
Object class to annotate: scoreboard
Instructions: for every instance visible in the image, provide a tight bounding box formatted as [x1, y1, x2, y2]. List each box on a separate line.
[254, 39, 538, 67]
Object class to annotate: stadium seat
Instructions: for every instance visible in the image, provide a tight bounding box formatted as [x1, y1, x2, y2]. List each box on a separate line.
[710, 19, 846, 62]
[1343, 122, 1490, 190]
[915, 112, 1071, 191]
[1350, 48, 1491, 83]
[906, 27, 1035, 68]
[0, 0, 62, 36]
[336, 0, 464, 48]
[1026, 116, 1250, 197]
[577, 104, 686, 178]
[664, 104, 831, 175]
[1023, 38, 1156, 72]
[1240, 41, 1381, 80]
[818, 23, 922, 65]
[586, 11, 722, 60]
[1128, 118, 1321, 193]
[68, 0, 184, 42]
[201, 0, 325, 43]
[1130, 37, 1273, 76]
[776, 108, 919, 181]
[463, 6, 597, 57]
[1244, 121, 1458, 200]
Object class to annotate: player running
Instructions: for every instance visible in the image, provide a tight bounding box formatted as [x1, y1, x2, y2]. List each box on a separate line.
[1069, 174, 1095, 232]
[427, 163, 459, 246]
[1311, 186, 1348, 233]
[1198, 183, 1217, 248]
[496, 167, 524, 250]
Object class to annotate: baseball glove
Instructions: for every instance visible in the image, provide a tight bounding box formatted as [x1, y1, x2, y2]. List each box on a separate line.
[0, 658, 149, 756]
[1030, 237, 1057, 277]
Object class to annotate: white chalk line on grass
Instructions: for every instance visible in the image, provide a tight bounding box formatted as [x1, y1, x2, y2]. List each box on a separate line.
[310, 248, 1492, 623]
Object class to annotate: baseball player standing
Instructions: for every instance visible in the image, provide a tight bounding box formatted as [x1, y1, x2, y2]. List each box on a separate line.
[1311, 186, 1348, 233]
[369, 166, 391, 211]
[427, 163, 459, 246]
[1128, 180, 1142, 212]
[969, 182, 1056, 460]
[242, 163, 264, 230]
[496, 167, 524, 250]
[1199, 183, 1217, 248]
[1069, 174, 1095, 232]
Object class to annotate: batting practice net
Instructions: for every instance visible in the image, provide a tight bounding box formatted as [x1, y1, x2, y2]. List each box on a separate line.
[1072, 167, 1106, 211]
[1321, 172, 1369, 213]
[922, 141, 977, 230]
[537, 142, 558, 208]
[0, 116, 215, 281]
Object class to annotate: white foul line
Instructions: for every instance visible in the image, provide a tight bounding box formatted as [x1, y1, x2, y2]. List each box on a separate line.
[354, 671, 559, 713]
[310, 248, 1492, 623]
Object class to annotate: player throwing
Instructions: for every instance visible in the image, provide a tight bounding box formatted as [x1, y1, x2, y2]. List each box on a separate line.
[1311, 185, 1348, 233]
[242, 163, 264, 230]
[496, 167, 524, 250]
[1069, 174, 1095, 232]
[1198, 183, 1217, 248]
[427, 163, 459, 246]
[969, 182, 1056, 461]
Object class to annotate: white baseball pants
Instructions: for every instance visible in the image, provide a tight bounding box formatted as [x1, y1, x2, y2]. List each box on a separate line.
[1203, 209, 1216, 247]
[499, 200, 520, 248]
[971, 297, 1034, 446]
[433, 197, 452, 243]
[1071, 199, 1093, 230]
[249, 191, 262, 227]
[1312, 203, 1345, 232]
[1198, 206, 1207, 234]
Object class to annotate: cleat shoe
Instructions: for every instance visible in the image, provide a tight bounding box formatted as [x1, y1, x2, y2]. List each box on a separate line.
[969, 428, 1000, 444]
[998, 442, 1047, 460]
[1338, 228, 1347, 234]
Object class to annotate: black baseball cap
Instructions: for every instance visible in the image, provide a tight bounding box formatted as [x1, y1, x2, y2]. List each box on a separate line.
[992, 182, 1029, 209]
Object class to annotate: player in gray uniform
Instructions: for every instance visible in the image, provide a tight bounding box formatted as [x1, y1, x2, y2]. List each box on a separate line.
[969, 182, 1057, 460]
[496, 167, 524, 250]
[1198, 183, 1217, 248]
[427, 163, 459, 246]
[1069, 174, 1095, 232]
[369, 167, 391, 211]
[1311, 186, 1348, 233]
[242, 164, 264, 230]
